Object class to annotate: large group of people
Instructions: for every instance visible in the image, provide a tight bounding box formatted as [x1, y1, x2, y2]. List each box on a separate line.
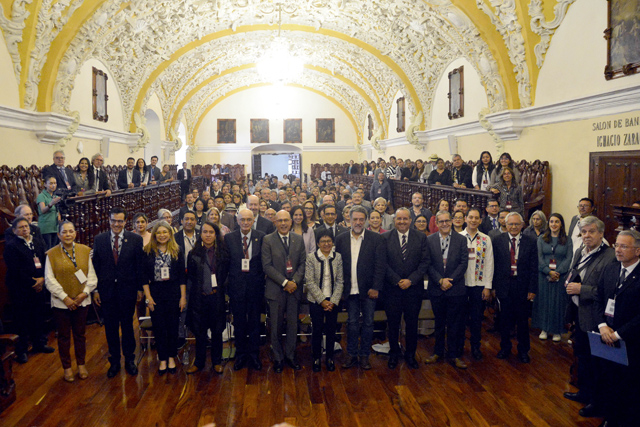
[3, 151, 640, 427]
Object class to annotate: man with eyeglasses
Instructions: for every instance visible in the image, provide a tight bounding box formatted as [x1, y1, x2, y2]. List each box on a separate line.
[43, 150, 74, 192]
[594, 229, 640, 427]
[492, 212, 538, 363]
[315, 204, 347, 240]
[90, 153, 112, 196]
[568, 198, 595, 250]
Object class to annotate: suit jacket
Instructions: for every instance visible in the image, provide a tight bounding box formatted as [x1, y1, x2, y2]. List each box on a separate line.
[147, 165, 161, 183]
[117, 168, 141, 189]
[346, 164, 359, 175]
[426, 231, 468, 298]
[335, 229, 386, 298]
[595, 261, 640, 360]
[567, 215, 580, 241]
[452, 164, 473, 188]
[89, 166, 111, 192]
[177, 168, 192, 186]
[314, 223, 347, 241]
[179, 204, 195, 221]
[92, 231, 145, 302]
[492, 232, 538, 300]
[262, 231, 306, 301]
[3, 231, 46, 302]
[479, 215, 500, 235]
[255, 215, 275, 235]
[42, 164, 74, 191]
[224, 229, 266, 301]
[568, 244, 616, 332]
[221, 211, 237, 232]
[409, 207, 433, 227]
[382, 229, 429, 298]
[174, 229, 198, 265]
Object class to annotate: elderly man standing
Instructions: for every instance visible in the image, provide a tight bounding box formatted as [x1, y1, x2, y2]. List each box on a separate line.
[493, 212, 538, 363]
[262, 210, 306, 373]
[246, 195, 275, 235]
[451, 154, 473, 188]
[89, 153, 112, 196]
[382, 208, 429, 369]
[335, 206, 386, 370]
[370, 172, 392, 207]
[43, 150, 74, 191]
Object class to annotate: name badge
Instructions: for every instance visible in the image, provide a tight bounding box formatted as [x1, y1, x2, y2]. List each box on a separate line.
[211, 273, 218, 288]
[377, 189, 381, 194]
[286, 259, 293, 274]
[482, 179, 488, 185]
[506, 202, 512, 210]
[605, 298, 615, 317]
[468, 248, 475, 260]
[75, 269, 88, 284]
[549, 259, 557, 270]
[242, 258, 250, 272]
[161, 266, 170, 281]
[511, 264, 518, 276]
[34, 256, 42, 269]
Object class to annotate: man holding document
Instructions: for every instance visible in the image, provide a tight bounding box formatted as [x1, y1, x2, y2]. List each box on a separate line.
[595, 229, 640, 427]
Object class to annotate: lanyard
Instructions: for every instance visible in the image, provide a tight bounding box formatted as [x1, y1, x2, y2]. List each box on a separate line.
[62, 243, 77, 268]
[158, 250, 171, 267]
[440, 234, 450, 254]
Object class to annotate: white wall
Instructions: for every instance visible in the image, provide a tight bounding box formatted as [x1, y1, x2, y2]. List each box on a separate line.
[261, 154, 290, 177]
[0, 34, 21, 108]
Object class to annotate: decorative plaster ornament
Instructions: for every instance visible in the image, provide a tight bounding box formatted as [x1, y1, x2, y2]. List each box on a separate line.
[529, 0, 577, 68]
[0, 0, 32, 85]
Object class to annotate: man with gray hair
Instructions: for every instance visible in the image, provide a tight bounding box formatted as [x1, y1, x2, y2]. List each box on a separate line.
[43, 150, 74, 191]
[5, 204, 45, 245]
[90, 153, 112, 196]
[563, 215, 615, 417]
[492, 212, 538, 363]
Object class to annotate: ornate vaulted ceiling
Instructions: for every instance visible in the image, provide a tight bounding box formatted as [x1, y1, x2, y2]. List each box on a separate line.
[0, 0, 576, 144]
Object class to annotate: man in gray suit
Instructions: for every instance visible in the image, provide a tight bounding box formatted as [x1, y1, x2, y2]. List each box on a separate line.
[262, 210, 306, 373]
[563, 216, 615, 417]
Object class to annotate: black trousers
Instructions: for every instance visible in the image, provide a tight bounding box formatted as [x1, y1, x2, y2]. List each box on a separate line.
[150, 298, 180, 362]
[230, 295, 262, 360]
[102, 298, 137, 364]
[430, 294, 466, 359]
[194, 293, 224, 368]
[309, 302, 338, 360]
[599, 356, 640, 426]
[385, 291, 422, 358]
[466, 286, 486, 350]
[498, 288, 530, 354]
[13, 296, 49, 354]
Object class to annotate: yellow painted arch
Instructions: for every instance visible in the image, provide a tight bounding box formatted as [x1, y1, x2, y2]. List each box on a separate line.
[189, 82, 361, 146]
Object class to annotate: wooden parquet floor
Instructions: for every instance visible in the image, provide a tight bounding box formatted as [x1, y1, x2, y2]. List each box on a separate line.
[1, 318, 602, 427]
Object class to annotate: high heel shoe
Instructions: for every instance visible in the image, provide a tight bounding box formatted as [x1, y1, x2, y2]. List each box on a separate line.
[168, 367, 177, 374]
[158, 367, 167, 376]
[168, 358, 177, 374]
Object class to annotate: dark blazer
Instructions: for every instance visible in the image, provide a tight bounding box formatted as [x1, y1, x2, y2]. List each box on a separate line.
[409, 207, 433, 227]
[92, 231, 145, 302]
[174, 229, 199, 259]
[117, 168, 141, 189]
[451, 164, 474, 188]
[382, 229, 429, 298]
[42, 164, 74, 191]
[177, 168, 192, 185]
[567, 215, 580, 241]
[346, 164, 360, 175]
[255, 215, 275, 235]
[568, 245, 616, 332]
[3, 232, 46, 302]
[479, 215, 500, 235]
[492, 232, 538, 299]
[224, 229, 266, 302]
[221, 211, 237, 231]
[314, 223, 348, 240]
[262, 232, 306, 301]
[595, 261, 640, 359]
[268, 200, 281, 212]
[426, 231, 468, 298]
[179, 205, 195, 221]
[335, 229, 386, 298]
[147, 165, 161, 183]
[4, 224, 44, 248]
[143, 250, 186, 301]
[427, 169, 453, 186]
[89, 166, 111, 191]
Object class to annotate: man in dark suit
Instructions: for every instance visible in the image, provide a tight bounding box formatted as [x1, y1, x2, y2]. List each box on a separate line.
[179, 193, 196, 221]
[90, 153, 112, 196]
[479, 200, 500, 235]
[567, 198, 595, 250]
[147, 155, 162, 185]
[116, 157, 141, 190]
[246, 195, 275, 235]
[177, 161, 192, 200]
[563, 216, 615, 417]
[315, 204, 347, 239]
[346, 160, 359, 175]
[261, 210, 306, 372]
[174, 211, 198, 348]
[451, 154, 473, 188]
[425, 210, 469, 369]
[5, 204, 45, 246]
[225, 209, 266, 371]
[335, 206, 386, 370]
[488, 210, 509, 240]
[92, 207, 145, 377]
[42, 150, 74, 191]
[382, 208, 429, 369]
[408, 192, 432, 227]
[594, 229, 640, 427]
[493, 212, 538, 363]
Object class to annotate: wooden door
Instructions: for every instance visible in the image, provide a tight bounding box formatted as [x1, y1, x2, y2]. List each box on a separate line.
[589, 151, 640, 243]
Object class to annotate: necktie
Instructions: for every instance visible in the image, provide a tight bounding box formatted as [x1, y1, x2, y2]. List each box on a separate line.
[243, 236, 249, 258]
[510, 237, 516, 274]
[401, 234, 407, 261]
[619, 268, 627, 287]
[492, 218, 497, 229]
[59, 167, 70, 188]
[283, 236, 289, 255]
[113, 234, 119, 265]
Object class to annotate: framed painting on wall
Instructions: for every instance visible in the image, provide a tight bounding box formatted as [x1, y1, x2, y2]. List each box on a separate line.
[284, 119, 302, 143]
[316, 118, 335, 143]
[92, 67, 108, 122]
[217, 119, 236, 144]
[605, 0, 640, 80]
[251, 119, 269, 143]
[448, 65, 464, 119]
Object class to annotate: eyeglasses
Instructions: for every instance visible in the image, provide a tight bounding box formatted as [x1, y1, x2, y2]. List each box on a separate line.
[613, 244, 638, 250]
[577, 204, 591, 209]
[437, 219, 451, 225]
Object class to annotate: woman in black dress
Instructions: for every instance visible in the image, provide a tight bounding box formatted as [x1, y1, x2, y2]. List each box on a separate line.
[427, 158, 453, 186]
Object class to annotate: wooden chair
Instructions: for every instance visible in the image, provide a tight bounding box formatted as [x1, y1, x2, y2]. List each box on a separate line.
[0, 334, 18, 414]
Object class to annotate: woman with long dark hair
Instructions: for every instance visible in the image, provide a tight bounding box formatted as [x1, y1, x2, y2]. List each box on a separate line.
[185, 221, 229, 374]
[427, 158, 453, 186]
[73, 157, 95, 195]
[532, 213, 572, 342]
[291, 205, 316, 254]
[490, 152, 520, 185]
[488, 167, 524, 215]
[136, 158, 150, 187]
[473, 151, 494, 191]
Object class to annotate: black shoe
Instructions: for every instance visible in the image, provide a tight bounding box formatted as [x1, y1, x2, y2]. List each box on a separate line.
[313, 359, 321, 372]
[33, 345, 55, 354]
[158, 367, 167, 376]
[517, 353, 531, 363]
[234, 356, 247, 371]
[496, 349, 510, 359]
[250, 356, 262, 371]
[388, 355, 399, 369]
[563, 391, 589, 404]
[168, 366, 177, 374]
[405, 356, 419, 370]
[471, 348, 483, 361]
[176, 338, 187, 350]
[343, 356, 359, 369]
[107, 364, 121, 378]
[579, 404, 603, 418]
[273, 361, 283, 373]
[326, 358, 335, 372]
[16, 353, 28, 364]
[124, 360, 138, 376]
[285, 358, 301, 371]
[359, 356, 372, 370]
